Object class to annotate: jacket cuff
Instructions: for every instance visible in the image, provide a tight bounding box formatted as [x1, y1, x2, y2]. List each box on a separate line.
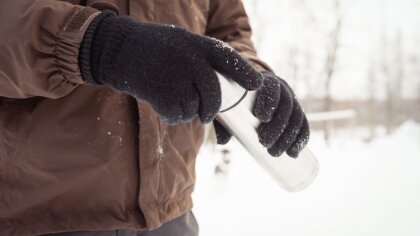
[55, 7, 101, 85]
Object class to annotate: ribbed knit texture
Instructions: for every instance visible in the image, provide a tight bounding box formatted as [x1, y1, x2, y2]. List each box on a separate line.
[79, 10, 115, 85]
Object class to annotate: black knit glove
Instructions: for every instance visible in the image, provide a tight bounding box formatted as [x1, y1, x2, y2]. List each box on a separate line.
[215, 72, 310, 158]
[79, 11, 262, 124]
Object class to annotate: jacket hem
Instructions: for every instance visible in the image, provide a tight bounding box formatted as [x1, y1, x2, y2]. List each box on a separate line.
[0, 209, 146, 236]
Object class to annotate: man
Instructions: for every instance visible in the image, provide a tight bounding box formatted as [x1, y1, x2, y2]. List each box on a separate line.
[0, 0, 309, 235]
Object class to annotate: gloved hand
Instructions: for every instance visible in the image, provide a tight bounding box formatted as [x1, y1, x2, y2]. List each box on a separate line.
[214, 71, 310, 158]
[79, 11, 262, 124]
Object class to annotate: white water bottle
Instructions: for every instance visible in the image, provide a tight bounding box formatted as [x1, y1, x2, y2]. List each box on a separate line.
[217, 74, 319, 192]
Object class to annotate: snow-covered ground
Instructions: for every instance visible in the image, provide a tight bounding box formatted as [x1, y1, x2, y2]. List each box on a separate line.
[193, 121, 420, 236]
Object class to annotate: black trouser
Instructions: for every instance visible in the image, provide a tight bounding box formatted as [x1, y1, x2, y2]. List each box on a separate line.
[42, 212, 199, 236]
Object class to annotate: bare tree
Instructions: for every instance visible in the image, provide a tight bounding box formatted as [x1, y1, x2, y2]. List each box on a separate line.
[382, 28, 404, 134]
[367, 57, 376, 142]
[393, 30, 404, 127]
[287, 0, 318, 109]
[322, 0, 344, 144]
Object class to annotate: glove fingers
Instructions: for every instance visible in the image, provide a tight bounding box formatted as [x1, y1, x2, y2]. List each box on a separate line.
[194, 66, 221, 123]
[208, 38, 262, 91]
[257, 83, 294, 148]
[181, 87, 200, 122]
[267, 102, 305, 157]
[286, 116, 310, 158]
[154, 100, 184, 124]
[252, 73, 281, 122]
[213, 119, 232, 145]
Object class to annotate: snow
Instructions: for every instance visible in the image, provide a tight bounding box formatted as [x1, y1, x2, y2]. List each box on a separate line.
[193, 121, 420, 236]
[212, 38, 234, 53]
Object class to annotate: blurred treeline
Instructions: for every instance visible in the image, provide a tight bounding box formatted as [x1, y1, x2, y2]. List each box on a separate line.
[243, 0, 420, 142]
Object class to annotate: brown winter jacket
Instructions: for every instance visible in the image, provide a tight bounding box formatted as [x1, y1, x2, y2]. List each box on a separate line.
[0, 0, 271, 235]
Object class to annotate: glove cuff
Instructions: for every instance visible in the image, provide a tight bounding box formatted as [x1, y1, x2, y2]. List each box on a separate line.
[79, 11, 113, 85]
[79, 11, 137, 85]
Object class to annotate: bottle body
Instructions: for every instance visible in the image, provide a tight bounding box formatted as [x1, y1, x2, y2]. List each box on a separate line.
[217, 74, 319, 192]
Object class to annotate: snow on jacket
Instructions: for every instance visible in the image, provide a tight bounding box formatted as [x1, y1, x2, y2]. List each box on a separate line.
[0, 0, 271, 235]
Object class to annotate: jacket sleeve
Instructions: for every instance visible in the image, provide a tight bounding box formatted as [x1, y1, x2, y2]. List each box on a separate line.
[0, 0, 100, 99]
[205, 0, 272, 72]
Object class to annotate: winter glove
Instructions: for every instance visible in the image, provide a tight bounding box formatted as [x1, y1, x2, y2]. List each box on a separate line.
[215, 71, 310, 158]
[79, 11, 262, 124]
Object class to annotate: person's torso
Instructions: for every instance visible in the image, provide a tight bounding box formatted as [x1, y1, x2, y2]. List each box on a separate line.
[0, 1, 208, 235]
